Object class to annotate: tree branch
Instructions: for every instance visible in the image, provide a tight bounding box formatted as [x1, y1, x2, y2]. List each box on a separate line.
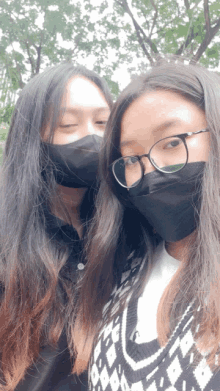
[115, 0, 157, 64]
[150, 0, 157, 13]
[175, 26, 199, 55]
[149, 0, 158, 38]
[24, 41, 35, 76]
[176, 1, 212, 58]
[204, 0, 211, 34]
[132, 24, 154, 65]
[211, 17, 220, 25]
[184, 0, 190, 10]
[190, 17, 220, 63]
[35, 46, 41, 74]
[175, 0, 181, 18]
[144, 17, 150, 32]
[35, 29, 45, 74]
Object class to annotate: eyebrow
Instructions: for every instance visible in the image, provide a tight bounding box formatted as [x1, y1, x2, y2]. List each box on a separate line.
[120, 119, 183, 148]
[60, 107, 110, 115]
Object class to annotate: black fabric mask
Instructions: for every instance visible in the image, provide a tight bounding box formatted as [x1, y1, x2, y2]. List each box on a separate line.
[44, 134, 102, 188]
[129, 162, 206, 242]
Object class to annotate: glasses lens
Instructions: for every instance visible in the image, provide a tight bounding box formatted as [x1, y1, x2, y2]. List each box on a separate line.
[150, 136, 187, 173]
[113, 156, 142, 188]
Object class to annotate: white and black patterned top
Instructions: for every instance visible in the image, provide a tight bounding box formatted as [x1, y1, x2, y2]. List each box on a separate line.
[89, 246, 220, 391]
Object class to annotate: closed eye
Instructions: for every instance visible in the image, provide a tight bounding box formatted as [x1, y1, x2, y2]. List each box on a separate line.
[59, 124, 78, 128]
[96, 121, 108, 125]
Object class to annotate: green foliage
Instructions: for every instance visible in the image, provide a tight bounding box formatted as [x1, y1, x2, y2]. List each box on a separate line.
[0, 122, 9, 139]
[0, 122, 9, 165]
[1, 0, 220, 113]
[176, 24, 190, 39]
[102, 76, 119, 101]
[199, 42, 220, 68]
[0, 104, 14, 125]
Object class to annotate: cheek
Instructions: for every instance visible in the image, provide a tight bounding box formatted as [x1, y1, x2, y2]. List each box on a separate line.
[96, 130, 104, 137]
[88, 129, 104, 137]
[202, 136, 211, 162]
[52, 132, 80, 145]
[188, 133, 210, 162]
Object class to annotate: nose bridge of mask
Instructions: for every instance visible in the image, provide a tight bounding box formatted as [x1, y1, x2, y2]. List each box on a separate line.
[129, 161, 205, 197]
[86, 133, 103, 153]
[56, 134, 102, 172]
[129, 170, 179, 197]
[43, 134, 102, 188]
[69, 134, 102, 153]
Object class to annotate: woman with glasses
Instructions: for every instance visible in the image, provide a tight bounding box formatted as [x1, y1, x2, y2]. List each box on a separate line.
[0, 62, 112, 391]
[73, 61, 220, 391]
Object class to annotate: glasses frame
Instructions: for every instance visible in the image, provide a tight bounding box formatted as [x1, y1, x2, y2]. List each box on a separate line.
[111, 128, 209, 189]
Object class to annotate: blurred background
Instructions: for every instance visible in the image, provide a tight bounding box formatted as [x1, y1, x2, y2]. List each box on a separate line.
[1, 0, 220, 163]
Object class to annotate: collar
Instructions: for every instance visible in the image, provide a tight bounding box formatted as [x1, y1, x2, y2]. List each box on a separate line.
[45, 210, 70, 229]
[44, 209, 80, 244]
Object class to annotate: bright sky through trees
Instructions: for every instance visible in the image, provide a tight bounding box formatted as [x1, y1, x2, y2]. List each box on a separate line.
[1, 0, 220, 120]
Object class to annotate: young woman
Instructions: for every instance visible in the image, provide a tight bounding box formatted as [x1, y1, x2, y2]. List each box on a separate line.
[0, 62, 112, 391]
[73, 61, 220, 390]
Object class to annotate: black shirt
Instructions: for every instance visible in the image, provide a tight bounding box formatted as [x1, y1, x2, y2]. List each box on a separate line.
[16, 212, 88, 391]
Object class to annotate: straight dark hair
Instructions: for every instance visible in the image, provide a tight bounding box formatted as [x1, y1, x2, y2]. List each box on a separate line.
[73, 61, 220, 373]
[0, 62, 113, 390]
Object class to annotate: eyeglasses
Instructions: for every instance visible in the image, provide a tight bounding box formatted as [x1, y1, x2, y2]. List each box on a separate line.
[111, 129, 209, 189]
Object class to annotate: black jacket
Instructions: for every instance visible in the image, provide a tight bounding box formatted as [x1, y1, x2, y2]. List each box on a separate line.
[15, 212, 88, 391]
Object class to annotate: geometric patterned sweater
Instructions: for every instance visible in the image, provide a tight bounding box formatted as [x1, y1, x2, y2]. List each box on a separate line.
[89, 254, 220, 391]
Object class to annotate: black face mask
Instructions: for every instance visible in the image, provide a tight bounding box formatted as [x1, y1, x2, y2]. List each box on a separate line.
[43, 134, 102, 188]
[129, 162, 206, 242]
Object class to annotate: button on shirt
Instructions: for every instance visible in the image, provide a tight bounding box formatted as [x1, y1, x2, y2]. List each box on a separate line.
[45, 211, 86, 279]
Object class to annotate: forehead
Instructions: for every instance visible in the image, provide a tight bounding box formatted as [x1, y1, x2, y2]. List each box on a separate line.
[120, 90, 204, 141]
[64, 76, 109, 109]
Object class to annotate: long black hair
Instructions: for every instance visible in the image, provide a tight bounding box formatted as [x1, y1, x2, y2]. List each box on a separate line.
[0, 62, 113, 390]
[74, 61, 220, 373]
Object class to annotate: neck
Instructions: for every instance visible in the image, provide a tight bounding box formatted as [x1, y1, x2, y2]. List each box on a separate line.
[165, 231, 196, 262]
[51, 185, 88, 238]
